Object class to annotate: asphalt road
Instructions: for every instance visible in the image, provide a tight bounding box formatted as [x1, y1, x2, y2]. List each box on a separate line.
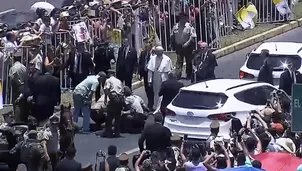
[72, 27, 302, 165]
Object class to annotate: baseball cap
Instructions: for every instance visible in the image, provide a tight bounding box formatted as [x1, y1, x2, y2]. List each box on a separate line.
[271, 123, 284, 134]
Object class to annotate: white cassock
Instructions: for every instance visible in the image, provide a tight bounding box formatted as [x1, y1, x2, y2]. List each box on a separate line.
[147, 54, 173, 109]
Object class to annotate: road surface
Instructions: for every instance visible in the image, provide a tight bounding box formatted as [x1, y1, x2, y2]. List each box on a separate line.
[72, 27, 302, 165]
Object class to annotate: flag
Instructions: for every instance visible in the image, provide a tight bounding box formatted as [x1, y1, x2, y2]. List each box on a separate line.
[273, 0, 292, 15]
[236, 3, 258, 29]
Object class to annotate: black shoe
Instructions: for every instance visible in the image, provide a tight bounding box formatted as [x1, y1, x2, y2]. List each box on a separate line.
[114, 133, 122, 138]
[101, 131, 114, 138]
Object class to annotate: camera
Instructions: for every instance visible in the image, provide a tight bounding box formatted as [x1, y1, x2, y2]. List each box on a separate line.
[145, 150, 151, 155]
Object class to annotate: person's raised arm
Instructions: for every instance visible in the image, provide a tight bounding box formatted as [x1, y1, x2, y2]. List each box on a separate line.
[135, 150, 147, 171]
[180, 141, 187, 162]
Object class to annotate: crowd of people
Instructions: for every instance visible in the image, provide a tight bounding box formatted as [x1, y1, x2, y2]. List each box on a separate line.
[0, 0, 301, 171]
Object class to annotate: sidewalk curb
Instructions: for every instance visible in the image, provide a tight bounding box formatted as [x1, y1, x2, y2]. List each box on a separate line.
[131, 18, 302, 91]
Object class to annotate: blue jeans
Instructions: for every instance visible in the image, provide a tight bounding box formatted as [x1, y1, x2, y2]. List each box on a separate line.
[73, 93, 91, 131]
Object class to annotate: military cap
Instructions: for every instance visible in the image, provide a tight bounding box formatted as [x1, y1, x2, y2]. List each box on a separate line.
[119, 153, 129, 161]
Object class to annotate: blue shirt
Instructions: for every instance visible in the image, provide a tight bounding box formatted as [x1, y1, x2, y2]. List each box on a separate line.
[74, 75, 99, 98]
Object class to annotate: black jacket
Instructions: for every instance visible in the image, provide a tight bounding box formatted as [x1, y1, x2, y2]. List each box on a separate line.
[279, 69, 298, 96]
[159, 79, 184, 110]
[94, 43, 115, 73]
[258, 63, 273, 85]
[32, 73, 61, 106]
[116, 46, 137, 77]
[138, 123, 171, 152]
[62, 50, 94, 77]
[22, 71, 41, 99]
[138, 49, 151, 77]
[193, 50, 218, 81]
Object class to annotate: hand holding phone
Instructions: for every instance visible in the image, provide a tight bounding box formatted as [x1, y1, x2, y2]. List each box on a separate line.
[184, 134, 188, 142]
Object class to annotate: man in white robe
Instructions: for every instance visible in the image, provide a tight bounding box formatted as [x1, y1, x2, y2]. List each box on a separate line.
[147, 45, 173, 110]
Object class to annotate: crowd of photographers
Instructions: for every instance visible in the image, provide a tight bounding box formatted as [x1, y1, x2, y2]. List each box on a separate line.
[97, 101, 302, 171]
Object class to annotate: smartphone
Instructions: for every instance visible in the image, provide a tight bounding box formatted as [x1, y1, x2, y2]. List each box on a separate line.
[184, 134, 188, 141]
[238, 135, 242, 142]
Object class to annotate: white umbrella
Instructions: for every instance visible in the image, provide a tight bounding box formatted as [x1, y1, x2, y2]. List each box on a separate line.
[30, 2, 55, 14]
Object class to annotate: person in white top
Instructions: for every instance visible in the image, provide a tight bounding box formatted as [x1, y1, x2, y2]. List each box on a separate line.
[102, 75, 124, 138]
[147, 45, 173, 109]
[4, 32, 18, 54]
[38, 16, 53, 46]
[32, 8, 48, 32]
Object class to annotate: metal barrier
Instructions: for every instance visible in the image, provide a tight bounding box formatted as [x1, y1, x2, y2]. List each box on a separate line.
[0, 46, 32, 105]
[251, 0, 294, 23]
[147, 0, 234, 51]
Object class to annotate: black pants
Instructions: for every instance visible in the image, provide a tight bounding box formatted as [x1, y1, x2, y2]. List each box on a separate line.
[49, 152, 58, 171]
[120, 112, 147, 134]
[175, 45, 193, 79]
[11, 83, 24, 121]
[2, 80, 7, 104]
[31, 104, 55, 122]
[143, 72, 154, 109]
[116, 71, 132, 89]
[14, 98, 29, 123]
[105, 96, 124, 136]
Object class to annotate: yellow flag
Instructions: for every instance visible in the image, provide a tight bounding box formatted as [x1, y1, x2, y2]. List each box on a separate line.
[235, 3, 258, 29]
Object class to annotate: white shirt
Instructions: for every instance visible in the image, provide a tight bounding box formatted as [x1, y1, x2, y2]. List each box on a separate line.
[4, 41, 18, 54]
[30, 53, 43, 71]
[39, 24, 52, 45]
[35, 18, 43, 27]
[125, 95, 144, 114]
[104, 76, 124, 95]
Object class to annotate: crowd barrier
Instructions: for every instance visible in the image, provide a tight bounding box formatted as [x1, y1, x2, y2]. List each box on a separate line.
[0, 0, 297, 105]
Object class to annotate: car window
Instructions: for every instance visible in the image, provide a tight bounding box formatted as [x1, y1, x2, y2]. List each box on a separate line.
[234, 86, 269, 105]
[261, 85, 276, 100]
[172, 90, 228, 109]
[246, 53, 301, 71]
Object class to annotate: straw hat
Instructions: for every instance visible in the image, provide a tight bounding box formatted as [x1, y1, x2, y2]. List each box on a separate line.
[261, 107, 275, 116]
[276, 138, 296, 154]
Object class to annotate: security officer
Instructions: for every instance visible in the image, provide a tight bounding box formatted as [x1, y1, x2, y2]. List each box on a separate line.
[171, 13, 197, 79]
[192, 41, 217, 83]
[102, 74, 124, 138]
[10, 130, 48, 171]
[9, 55, 27, 122]
[279, 63, 297, 96]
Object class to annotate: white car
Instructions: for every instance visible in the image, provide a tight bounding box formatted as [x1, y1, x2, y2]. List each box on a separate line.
[163, 79, 277, 140]
[239, 42, 302, 85]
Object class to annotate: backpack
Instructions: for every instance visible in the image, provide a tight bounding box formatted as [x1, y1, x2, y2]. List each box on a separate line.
[20, 140, 44, 163]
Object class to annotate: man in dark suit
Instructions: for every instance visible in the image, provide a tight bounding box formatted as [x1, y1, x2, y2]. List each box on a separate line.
[138, 43, 153, 110]
[159, 72, 184, 118]
[93, 41, 115, 101]
[192, 42, 218, 83]
[61, 42, 94, 88]
[55, 146, 81, 171]
[31, 65, 61, 124]
[116, 38, 138, 89]
[138, 113, 171, 152]
[279, 63, 297, 96]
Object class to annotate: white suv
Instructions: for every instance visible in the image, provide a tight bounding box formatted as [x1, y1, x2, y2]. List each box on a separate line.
[164, 79, 277, 140]
[239, 42, 302, 85]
